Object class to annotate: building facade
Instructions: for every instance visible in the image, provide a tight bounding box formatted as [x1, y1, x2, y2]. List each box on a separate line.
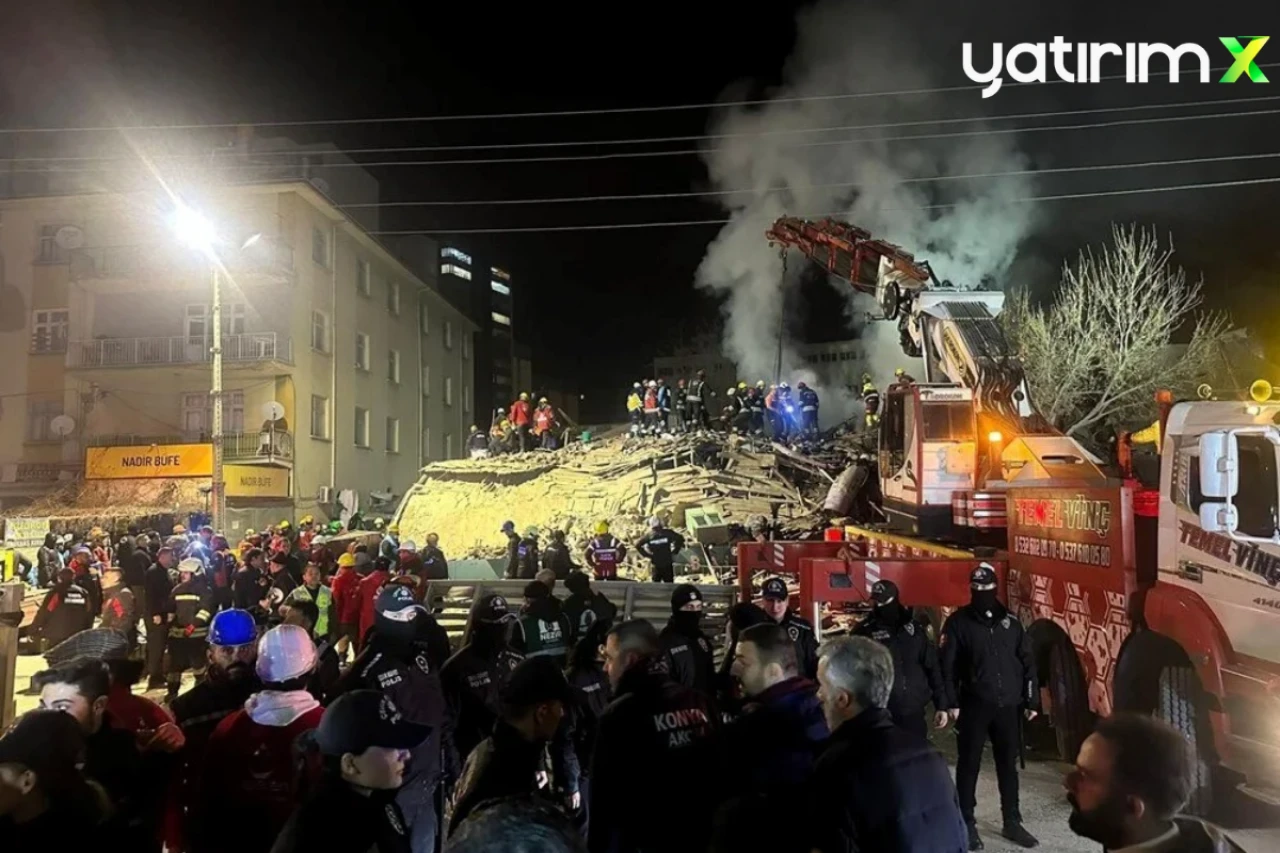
[0, 182, 476, 530]
[438, 245, 521, 426]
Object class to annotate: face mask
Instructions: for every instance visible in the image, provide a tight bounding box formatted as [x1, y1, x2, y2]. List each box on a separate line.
[673, 610, 703, 633]
[970, 589, 999, 614]
[874, 600, 903, 625]
[1067, 791, 1128, 849]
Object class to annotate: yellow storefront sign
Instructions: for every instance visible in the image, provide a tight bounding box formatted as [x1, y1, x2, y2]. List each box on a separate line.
[85, 444, 213, 479]
[225, 464, 290, 498]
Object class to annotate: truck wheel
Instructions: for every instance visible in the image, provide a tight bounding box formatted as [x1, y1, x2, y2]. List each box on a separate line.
[1157, 666, 1214, 816]
[1048, 640, 1091, 761]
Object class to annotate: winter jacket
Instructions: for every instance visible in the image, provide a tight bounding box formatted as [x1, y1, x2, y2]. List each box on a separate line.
[32, 580, 93, 647]
[779, 610, 820, 680]
[144, 562, 175, 619]
[86, 712, 164, 852]
[660, 616, 717, 699]
[420, 545, 449, 580]
[1120, 817, 1248, 853]
[329, 566, 361, 631]
[805, 707, 967, 853]
[440, 640, 525, 761]
[503, 531, 521, 579]
[657, 385, 672, 412]
[512, 596, 572, 662]
[286, 584, 334, 639]
[446, 720, 546, 837]
[588, 659, 717, 853]
[516, 536, 540, 579]
[355, 568, 390, 648]
[467, 431, 489, 452]
[562, 589, 619, 642]
[509, 399, 532, 427]
[636, 527, 685, 570]
[584, 534, 626, 581]
[540, 541, 577, 579]
[232, 565, 263, 613]
[100, 584, 136, 634]
[566, 664, 610, 780]
[855, 607, 947, 719]
[379, 534, 400, 561]
[127, 548, 151, 590]
[720, 677, 827, 795]
[168, 578, 213, 640]
[686, 379, 706, 403]
[939, 602, 1038, 710]
[271, 777, 412, 853]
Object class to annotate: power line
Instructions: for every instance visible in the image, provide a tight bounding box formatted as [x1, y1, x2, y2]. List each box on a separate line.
[8, 92, 1280, 163]
[341, 150, 1280, 208]
[0, 62, 1273, 135]
[8, 104, 1280, 173]
[367, 174, 1280, 234]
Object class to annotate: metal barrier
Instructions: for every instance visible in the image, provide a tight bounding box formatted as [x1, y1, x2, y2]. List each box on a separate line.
[422, 579, 738, 663]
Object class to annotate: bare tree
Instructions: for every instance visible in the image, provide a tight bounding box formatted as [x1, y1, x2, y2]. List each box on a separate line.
[1005, 225, 1231, 442]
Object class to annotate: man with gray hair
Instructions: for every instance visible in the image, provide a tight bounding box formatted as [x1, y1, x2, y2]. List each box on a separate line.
[807, 635, 967, 853]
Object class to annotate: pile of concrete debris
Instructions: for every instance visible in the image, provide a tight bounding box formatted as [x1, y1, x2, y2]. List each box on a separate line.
[394, 429, 871, 579]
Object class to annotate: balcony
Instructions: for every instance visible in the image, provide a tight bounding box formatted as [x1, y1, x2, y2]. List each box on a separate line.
[68, 238, 295, 292]
[86, 429, 294, 466]
[67, 333, 293, 373]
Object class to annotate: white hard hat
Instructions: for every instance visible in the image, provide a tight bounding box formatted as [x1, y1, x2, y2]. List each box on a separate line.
[178, 557, 202, 575]
[399, 539, 418, 552]
[256, 624, 318, 683]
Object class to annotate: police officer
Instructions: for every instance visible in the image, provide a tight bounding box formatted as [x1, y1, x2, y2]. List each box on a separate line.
[635, 517, 685, 584]
[511, 581, 572, 663]
[540, 529, 578, 580]
[759, 577, 818, 680]
[853, 580, 948, 738]
[440, 594, 524, 761]
[516, 527, 540, 579]
[940, 563, 1039, 851]
[659, 584, 715, 699]
[672, 378, 688, 434]
[501, 520, 521, 580]
[30, 566, 93, 650]
[590, 619, 717, 853]
[336, 585, 457, 853]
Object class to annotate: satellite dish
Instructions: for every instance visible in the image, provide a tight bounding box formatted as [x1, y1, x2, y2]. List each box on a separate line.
[49, 415, 76, 437]
[54, 225, 85, 250]
[262, 401, 285, 421]
[310, 177, 331, 195]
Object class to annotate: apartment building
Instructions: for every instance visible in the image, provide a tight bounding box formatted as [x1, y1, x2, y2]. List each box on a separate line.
[438, 245, 522, 424]
[0, 181, 476, 529]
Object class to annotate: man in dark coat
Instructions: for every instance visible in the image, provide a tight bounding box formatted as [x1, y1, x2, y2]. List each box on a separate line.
[658, 584, 716, 700]
[806, 635, 967, 853]
[440, 594, 524, 761]
[854, 579, 949, 737]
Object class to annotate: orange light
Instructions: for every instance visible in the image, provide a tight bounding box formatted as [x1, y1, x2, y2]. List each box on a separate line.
[988, 430, 1003, 444]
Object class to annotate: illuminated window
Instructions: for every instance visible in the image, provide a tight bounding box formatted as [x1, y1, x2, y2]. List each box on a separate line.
[441, 247, 472, 265]
[491, 311, 511, 327]
[490, 280, 511, 296]
[490, 266, 510, 281]
[442, 264, 472, 280]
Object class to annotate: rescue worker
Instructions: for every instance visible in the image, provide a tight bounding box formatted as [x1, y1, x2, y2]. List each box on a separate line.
[166, 558, 213, 702]
[759, 577, 819, 680]
[263, 550, 298, 622]
[776, 382, 798, 438]
[764, 382, 780, 438]
[853, 579, 949, 738]
[686, 369, 709, 431]
[380, 522, 401, 561]
[656, 378, 672, 432]
[329, 551, 362, 652]
[144, 547, 177, 689]
[643, 380, 661, 435]
[748, 380, 767, 434]
[31, 566, 93, 651]
[534, 398, 558, 449]
[512, 581, 573, 663]
[420, 532, 449, 581]
[590, 619, 717, 853]
[285, 562, 335, 642]
[441, 593, 524, 761]
[797, 381, 820, 436]
[895, 366, 916, 385]
[941, 562, 1040, 850]
[355, 555, 393, 651]
[99, 563, 136, 648]
[510, 392, 533, 452]
[562, 571, 619, 642]
[335, 585, 457, 853]
[540, 529, 578, 579]
[467, 424, 490, 458]
[659, 584, 716, 699]
[516, 526, 541, 579]
[67, 546, 102, 616]
[625, 382, 643, 435]
[860, 373, 881, 430]
[635, 516, 685, 584]
[672, 378, 687, 433]
[501, 520, 521, 579]
[584, 521, 626, 581]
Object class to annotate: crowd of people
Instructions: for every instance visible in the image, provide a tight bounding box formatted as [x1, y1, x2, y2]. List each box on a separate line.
[625, 371, 822, 440]
[474, 393, 562, 457]
[1, 511, 1246, 853]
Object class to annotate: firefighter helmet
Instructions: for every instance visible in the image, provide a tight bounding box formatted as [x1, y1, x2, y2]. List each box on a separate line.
[594, 520, 610, 535]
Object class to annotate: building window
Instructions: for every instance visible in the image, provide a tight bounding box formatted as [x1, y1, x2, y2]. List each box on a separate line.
[491, 266, 510, 281]
[462, 333, 470, 360]
[25, 399, 63, 442]
[441, 264, 471, 280]
[311, 310, 331, 354]
[386, 417, 400, 453]
[445, 432, 454, 459]
[220, 303, 246, 336]
[441, 247, 472, 264]
[186, 304, 209, 343]
[421, 364, 430, 397]
[422, 426, 431, 461]
[354, 407, 370, 448]
[463, 385, 471, 414]
[490, 280, 511, 296]
[181, 391, 244, 435]
[311, 227, 329, 267]
[356, 258, 371, 296]
[444, 321, 453, 350]
[388, 349, 401, 384]
[445, 376, 453, 406]
[387, 280, 400, 315]
[310, 395, 330, 439]
[31, 309, 69, 353]
[37, 225, 77, 264]
[356, 332, 370, 371]
[419, 301, 430, 336]
[491, 311, 511, 327]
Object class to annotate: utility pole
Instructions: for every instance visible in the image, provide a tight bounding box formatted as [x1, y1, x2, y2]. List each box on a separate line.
[210, 264, 226, 531]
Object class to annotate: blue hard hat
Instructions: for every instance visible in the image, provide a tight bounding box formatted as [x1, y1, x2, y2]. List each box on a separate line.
[209, 609, 257, 647]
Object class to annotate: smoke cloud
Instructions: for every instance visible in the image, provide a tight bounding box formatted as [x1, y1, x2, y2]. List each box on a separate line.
[695, 1, 1038, 424]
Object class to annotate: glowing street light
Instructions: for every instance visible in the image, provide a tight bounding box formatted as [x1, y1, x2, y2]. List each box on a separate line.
[169, 203, 217, 254]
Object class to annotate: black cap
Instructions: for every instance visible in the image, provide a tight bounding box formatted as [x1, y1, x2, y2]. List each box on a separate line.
[45, 628, 130, 668]
[315, 690, 432, 757]
[671, 584, 703, 612]
[870, 580, 899, 605]
[376, 584, 426, 621]
[523, 580, 550, 601]
[270, 551, 290, 565]
[970, 562, 998, 591]
[761, 577, 789, 601]
[500, 657, 575, 709]
[475, 594, 515, 624]
[564, 572, 591, 595]
[0, 710, 87, 790]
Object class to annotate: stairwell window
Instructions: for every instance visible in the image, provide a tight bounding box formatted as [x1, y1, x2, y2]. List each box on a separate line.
[311, 227, 329, 268]
[356, 332, 370, 371]
[310, 395, 330, 440]
[311, 311, 331, 354]
[386, 417, 400, 453]
[31, 309, 69, 353]
[420, 302, 430, 336]
[445, 376, 453, 407]
[388, 349, 401, 384]
[422, 364, 430, 397]
[356, 258, 371, 296]
[444, 320, 453, 350]
[355, 407, 370, 448]
[387, 280, 401, 316]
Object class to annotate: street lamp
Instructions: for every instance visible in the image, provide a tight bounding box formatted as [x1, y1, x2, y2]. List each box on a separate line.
[168, 203, 226, 534]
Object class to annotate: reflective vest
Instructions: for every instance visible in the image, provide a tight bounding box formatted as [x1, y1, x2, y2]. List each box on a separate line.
[518, 613, 569, 660]
[0, 548, 14, 582]
[287, 584, 333, 637]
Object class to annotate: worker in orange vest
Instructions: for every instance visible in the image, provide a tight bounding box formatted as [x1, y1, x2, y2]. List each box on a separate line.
[509, 393, 532, 452]
[533, 398, 558, 449]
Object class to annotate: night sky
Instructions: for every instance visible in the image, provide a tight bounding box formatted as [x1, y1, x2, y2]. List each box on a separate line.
[3, 1, 1279, 420]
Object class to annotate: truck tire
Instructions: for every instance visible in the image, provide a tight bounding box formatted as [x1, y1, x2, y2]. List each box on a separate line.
[1048, 640, 1091, 761]
[1158, 666, 1214, 816]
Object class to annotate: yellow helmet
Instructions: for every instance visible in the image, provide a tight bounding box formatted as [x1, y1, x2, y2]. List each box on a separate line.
[737, 381, 747, 390]
[244, 528, 256, 537]
[279, 519, 291, 529]
[894, 368, 905, 377]
[539, 397, 549, 404]
[520, 392, 529, 401]
[387, 523, 399, 534]
[299, 514, 314, 525]
[337, 553, 356, 568]
[594, 520, 610, 535]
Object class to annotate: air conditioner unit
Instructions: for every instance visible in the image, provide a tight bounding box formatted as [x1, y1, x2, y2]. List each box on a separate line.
[317, 486, 335, 503]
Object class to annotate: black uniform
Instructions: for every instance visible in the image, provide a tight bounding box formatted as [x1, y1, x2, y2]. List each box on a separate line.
[854, 606, 947, 737]
[167, 576, 213, 689]
[798, 387, 820, 434]
[540, 540, 577, 579]
[420, 545, 449, 581]
[503, 531, 521, 579]
[272, 777, 412, 853]
[31, 580, 93, 648]
[588, 659, 717, 853]
[686, 377, 709, 430]
[440, 640, 525, 761]
[778, 611, 819, 680]
[672, 385, 687, 433]
[264, 567, 297, 620]
[232, 565, 263, 613]
[561, 589, 619, 643]
[466, 430, 489, 454]
[636, 526, 685, 584]
[940, 601, 1038, 830]
[511, 597, 572, 663]
[659, 616, 716, 699]
[143, 561, 174, 686]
